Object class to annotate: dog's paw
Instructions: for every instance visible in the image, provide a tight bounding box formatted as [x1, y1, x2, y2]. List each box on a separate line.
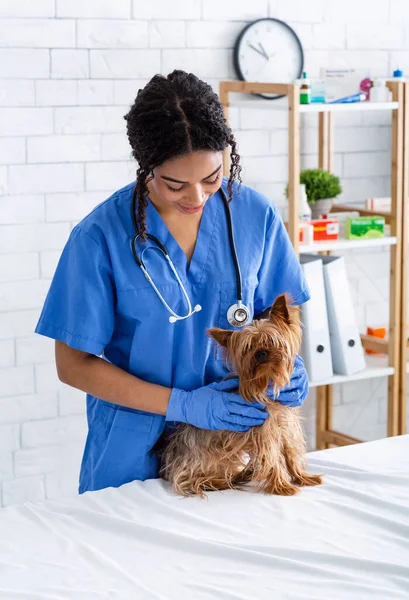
[292, 472, 323, 487]
[261, 479, 300, 496]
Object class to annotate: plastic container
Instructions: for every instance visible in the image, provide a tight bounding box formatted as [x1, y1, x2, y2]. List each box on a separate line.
[310, 79, 326, 103]
[370, 79, 392, 102]
[299, 184, 311, 221]
[299, 222, 314, 245]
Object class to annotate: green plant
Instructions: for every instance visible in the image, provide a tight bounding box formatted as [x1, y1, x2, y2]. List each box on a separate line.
[285, 169, 342, 205]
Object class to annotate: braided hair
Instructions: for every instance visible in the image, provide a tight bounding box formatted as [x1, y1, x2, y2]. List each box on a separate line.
[123, 69, 242, 241]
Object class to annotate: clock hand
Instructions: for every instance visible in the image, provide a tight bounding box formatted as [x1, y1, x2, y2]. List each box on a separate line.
[257, 42, 270, 61]
[247, 41, 268, 59]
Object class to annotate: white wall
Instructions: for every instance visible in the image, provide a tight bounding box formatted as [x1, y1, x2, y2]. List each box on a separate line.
[0, 0, 408, 507]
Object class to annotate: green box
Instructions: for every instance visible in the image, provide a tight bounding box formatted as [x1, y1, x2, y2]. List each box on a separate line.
[345, 216, 385, 240]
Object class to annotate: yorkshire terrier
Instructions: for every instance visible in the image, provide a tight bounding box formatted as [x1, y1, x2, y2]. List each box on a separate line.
[160, 294, 323, 497]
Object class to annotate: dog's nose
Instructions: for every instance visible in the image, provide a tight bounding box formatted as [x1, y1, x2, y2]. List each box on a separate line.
[255, 350, 268, 363]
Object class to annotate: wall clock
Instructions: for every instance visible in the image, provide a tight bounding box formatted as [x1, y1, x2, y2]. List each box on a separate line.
[233, 18, 304, 100]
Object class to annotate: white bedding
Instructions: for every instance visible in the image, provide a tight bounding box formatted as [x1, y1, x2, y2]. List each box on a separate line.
[0, 435, 408, 600]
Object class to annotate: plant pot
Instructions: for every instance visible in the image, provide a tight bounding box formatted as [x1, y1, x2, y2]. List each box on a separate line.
[310, 198, 333, 219]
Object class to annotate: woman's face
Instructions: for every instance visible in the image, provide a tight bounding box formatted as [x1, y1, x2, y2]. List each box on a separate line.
[148, 150, 223, 216]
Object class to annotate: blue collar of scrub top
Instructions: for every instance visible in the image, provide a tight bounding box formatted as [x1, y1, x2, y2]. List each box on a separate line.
[140, 186, 222, 285]
[130, 182, 251, 327]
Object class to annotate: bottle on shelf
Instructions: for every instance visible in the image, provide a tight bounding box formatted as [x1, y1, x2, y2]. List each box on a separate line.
[370, 79, 392, 103]
[299, 183, 311, 221]
[300, 72, 311, 105]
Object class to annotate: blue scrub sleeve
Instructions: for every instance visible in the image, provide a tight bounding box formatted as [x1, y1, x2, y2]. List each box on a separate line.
[253, 207, 310, 315]
[35, 226, 115, 356]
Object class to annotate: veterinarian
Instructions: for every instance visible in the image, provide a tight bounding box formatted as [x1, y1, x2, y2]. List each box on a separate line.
[35, 70, 311, 494]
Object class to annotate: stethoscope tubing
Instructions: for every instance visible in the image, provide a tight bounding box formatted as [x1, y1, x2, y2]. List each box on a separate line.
[130, 182, 246, 324]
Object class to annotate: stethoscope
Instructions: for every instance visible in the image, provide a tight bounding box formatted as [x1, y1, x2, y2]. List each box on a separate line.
[130, 184, 251, 327]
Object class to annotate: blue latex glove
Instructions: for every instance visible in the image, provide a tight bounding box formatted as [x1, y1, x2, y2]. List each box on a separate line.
[272, 354, 309, 408]
[166, 379, 268, 432]
[222, 355, 308, 409]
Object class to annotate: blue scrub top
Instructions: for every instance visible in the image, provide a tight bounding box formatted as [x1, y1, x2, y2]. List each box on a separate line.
[35, 178, 310, 493]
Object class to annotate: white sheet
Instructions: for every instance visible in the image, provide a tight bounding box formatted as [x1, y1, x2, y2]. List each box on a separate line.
[0, 435, 408, 599]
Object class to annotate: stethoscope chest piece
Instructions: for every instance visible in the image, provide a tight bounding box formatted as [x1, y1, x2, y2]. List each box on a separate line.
[227, 302, 251, 328]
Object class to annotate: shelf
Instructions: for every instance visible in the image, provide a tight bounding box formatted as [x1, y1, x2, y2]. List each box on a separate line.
[331, 204, 391, 222]
[300, 102, 399, 113]
[299, 235, 397, 253]
[309, 356, 394, 388]
[231, 100, 399, 112]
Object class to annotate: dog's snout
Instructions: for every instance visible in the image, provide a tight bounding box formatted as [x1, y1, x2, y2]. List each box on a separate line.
[255, 350, 269, 363]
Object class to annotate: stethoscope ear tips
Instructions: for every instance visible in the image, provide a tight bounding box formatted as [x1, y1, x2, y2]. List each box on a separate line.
[169, 305, 201, 323]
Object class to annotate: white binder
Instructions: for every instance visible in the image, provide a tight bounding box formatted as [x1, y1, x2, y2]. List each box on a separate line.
[320, 255, 366, 376]
[299, 255, 333, 382]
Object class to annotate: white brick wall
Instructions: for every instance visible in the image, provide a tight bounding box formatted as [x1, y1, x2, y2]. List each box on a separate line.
[27, 135, 101, 164]
[136, 0, 201, 21]
[0, 80, 35, 106]
[57, 0, 131, 19]
[0, 253, 39, 282]
[0, 1, 55, 18]
[0, 49, 50, 78]
[21, 415, 86, 448]
[51, 50, 89, 79]
[0, 340, 14, 367]
[312, 24, 346, 50]
[9, 164, 84, 194]
[0, 108, 53, 137]
[54, 106, 126, 134]
[0, 19, 75, 48]
[0, 196, 45, 224]
[77, 19, 149, 48]
[0, 0, 408, 508]
[90, 49, 161, 78]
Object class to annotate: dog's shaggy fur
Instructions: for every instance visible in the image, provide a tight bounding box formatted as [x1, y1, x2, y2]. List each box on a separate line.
[160, 294, 323, 497]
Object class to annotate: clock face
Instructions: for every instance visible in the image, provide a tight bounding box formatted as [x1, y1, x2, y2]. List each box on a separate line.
[234, 18, 304, 99]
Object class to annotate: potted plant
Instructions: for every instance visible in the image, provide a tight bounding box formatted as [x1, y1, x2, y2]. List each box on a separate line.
[286, 169, 342, 219]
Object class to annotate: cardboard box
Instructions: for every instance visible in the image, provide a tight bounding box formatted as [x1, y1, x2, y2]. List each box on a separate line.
[328, 211, 360, 237]
[365, 197, 391, 212]
[300, 218, 339, 243]
[346, 216, 385, 240]
[319, 68, 370, 102]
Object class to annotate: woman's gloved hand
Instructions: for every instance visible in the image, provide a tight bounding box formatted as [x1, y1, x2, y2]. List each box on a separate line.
[269, 354, 309, 408]
[166, 378, 268, 432]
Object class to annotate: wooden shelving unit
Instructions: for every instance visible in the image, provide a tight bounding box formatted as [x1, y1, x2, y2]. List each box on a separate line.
[219, 80, 408, 448]
[400, 82, 409, 436]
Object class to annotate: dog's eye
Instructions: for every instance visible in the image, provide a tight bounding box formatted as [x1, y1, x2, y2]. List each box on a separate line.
[255, 350, 269, 362]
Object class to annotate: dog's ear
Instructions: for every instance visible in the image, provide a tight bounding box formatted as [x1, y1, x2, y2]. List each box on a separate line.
[207, 327, 234, 348]
[270, 294, 290, 323]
